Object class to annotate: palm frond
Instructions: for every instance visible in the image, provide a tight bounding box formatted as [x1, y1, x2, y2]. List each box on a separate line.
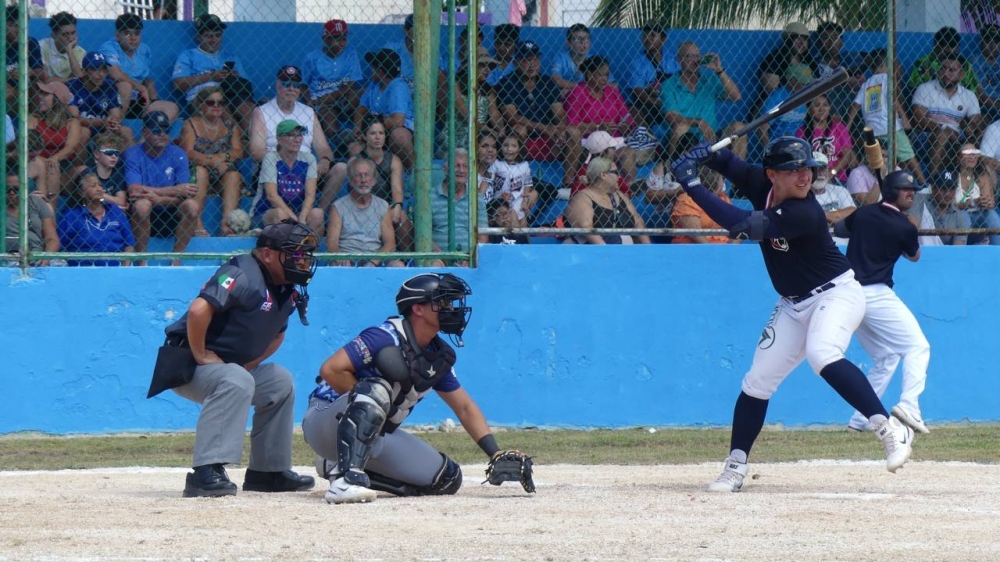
[590, 0, 893, 30]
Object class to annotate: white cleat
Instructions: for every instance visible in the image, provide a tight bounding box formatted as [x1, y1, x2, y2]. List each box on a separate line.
[325, 476, 377, 504]
[891, 405, 930, 434]
[707, 457, 749, 492]
[875, 416, 914, 473]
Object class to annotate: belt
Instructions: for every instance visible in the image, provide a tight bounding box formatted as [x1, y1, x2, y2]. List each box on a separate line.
[164, 336, 189, 348]
[788, 282, 836, 304]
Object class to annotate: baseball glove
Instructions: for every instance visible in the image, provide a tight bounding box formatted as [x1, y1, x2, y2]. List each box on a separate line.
[484, 450, 535, 493]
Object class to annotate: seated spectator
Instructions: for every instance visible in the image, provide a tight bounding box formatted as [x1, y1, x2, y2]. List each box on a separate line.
[5, 166, 59, 262]
[178, 86, 244, 235]
[549, 24, 613, 94]
[252, 119, 323, 233]
[671, 167, 737, 244]
[486, 198, 530, 244]
[911, 55, 982, 175]
[846, 144, 895, 206]
[326, 157, 404, 267]
[759, 63, 813, 147]
[486, 23, 519, 86]
[66, 52, 134, 148]
[476, 130, 500, 198]
[566, 55, 638, 185]
[626, 22, 679, 131]
[321, 115, 410, 248]
[979, 110, 1000, 171]
[755, 22, 812, 114]
[810, 21, 866, 120]
[86, 132, 128, 210]
[809, 151, 856, 237]
[172, 14, 255, 133]
[973, 24, 1000, 123]
[249, 65, 336, 186]
[354, 49, 415, 170]
[301, 19, 363, 146]
[5, 5, 45, 83]
[39, 12, 85, 83]
[796, 93, 856, 183]
[27, 80, 82, 203]
[660, 40, 744, 160]
[383, 14, 416, 92]
[123, 111, 198, 261]
[570, 131, 631, 197]
[489, 132, 538, 226]
[97, 14, 179, 124]
[846, 49, 926, 184]
[908, 26, 979, 94]
[564, 156, 649, 245]
[58, 170, 135, 266]
[497, 41, 582, 189]
[438, 46, 505, 159]
[909, 171, 970, 245]
[431, 149, 488, 261]
[953, 143, 1000, 245]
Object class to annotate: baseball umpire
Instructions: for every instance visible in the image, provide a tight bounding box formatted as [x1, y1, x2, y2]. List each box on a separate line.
[302, 272, 535, 504]
[671, 137, 915, 492]
[151, 219, 319, 497]
[835, 171, 931, 434]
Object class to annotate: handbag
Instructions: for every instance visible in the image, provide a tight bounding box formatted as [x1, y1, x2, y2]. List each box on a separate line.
[146, 342, 198, 399]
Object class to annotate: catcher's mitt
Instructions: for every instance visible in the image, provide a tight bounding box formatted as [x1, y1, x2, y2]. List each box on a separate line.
[483, 450, 535, 493]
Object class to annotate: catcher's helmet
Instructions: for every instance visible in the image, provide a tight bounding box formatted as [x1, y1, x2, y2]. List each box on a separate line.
[396, 273, 473, 341]
[881, 171, 919, 204]
[256, 219, 319, 286]
[763, 137, 821, 170]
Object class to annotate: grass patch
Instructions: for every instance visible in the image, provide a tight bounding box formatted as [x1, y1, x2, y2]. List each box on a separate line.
[1, 425, 998, 471]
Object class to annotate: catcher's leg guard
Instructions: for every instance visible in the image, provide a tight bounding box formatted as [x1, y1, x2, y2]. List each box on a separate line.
[366, 453, 462, 497]
[336, 378, 391, 486]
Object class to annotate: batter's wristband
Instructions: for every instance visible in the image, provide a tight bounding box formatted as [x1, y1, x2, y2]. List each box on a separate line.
[477, 434, 500, 457]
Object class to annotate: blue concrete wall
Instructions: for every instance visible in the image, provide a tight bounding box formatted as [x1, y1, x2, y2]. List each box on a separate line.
[2, 244, 997, 434]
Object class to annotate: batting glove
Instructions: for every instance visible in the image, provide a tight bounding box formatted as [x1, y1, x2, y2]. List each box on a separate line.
[670, 157, 701, 190]
[686, 141, 716, 164]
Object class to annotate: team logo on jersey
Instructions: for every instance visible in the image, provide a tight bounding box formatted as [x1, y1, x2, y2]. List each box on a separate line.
[259, 290, 273, 311]
[218, 274, 236, 291]
[350, 337, 373, 364]
[770, 237, 790, 252]
[758, 306, 779, 349]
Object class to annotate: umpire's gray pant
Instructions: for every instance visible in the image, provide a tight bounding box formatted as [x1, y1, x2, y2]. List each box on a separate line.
[174, 362, 294, 471]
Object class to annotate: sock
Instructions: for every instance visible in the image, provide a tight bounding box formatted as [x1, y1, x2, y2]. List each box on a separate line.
[730, 391, 768, 460]
[820, 358, 888, 419]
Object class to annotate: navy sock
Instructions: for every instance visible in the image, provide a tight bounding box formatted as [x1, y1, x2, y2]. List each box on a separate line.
[820, 358, 888, 418]
[730, 391, 768, 458]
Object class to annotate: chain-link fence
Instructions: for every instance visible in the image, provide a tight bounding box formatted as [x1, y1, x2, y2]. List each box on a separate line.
[4, 0, 998, 268]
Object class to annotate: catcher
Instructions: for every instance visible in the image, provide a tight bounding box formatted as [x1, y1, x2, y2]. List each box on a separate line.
[302, 272, 535, 504]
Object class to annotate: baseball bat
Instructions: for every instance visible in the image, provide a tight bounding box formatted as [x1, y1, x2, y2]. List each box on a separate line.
[711, 67, 850, 152]
[862, 126, 885, 201]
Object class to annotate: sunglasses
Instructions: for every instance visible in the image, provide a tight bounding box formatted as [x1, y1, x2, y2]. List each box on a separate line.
[203, 98, 224, 107]
[280, 80, 301, 88]
[605, 168, 620, 175]
[98, 148, 121, 157]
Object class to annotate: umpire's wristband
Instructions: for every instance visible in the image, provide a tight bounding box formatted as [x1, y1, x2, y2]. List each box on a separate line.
[477, 434, 500, 457]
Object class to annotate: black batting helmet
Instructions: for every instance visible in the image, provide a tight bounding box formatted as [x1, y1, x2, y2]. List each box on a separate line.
[881, 171, 919, 204]
[763, 137, 822, 170]
[256, 219, 319, 286]
[396, 273, 473, 341]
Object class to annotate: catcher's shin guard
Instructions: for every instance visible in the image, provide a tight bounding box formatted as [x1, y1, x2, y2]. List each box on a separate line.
[366, 454, 463, 497]
[336, 379, 391, 484]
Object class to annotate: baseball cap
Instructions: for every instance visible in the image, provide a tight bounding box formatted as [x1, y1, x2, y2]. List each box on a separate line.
[115, 13, 144, 31]
[276, 119, 307, 137]
[934, 26, 960, 47]
[494, 23, 520, 43]
[324, 19, 348, 35]
[811, 151, 829, 167]
[276, 65, 302, 83]
[35, 81, 73, 106]
[365, 48, 401, 75]
[785, 63, 813, 84]
[477, 47, 499, 68]
[583, 131, 625, 156]
[82, 52, 109, 69]
[514, 40, 541, 60]
[403, 14, 414, 30]
[783, 22, 810, 37]
[932, 171, 957, 189]
[195, 14, 227, 32]
[256, 219, 319, 251]
[143, 110, 171, 131]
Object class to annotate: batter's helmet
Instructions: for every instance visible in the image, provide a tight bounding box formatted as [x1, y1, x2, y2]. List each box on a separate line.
[763, 137, 821, 170]
[881, 171, 919, 204]
[256, 219, 319, 286]
[396, 273, 473, 340]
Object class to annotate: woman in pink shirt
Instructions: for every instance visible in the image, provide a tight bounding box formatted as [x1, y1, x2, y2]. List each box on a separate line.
[565, 55, 637, 185]
[796, 94, 856, 183]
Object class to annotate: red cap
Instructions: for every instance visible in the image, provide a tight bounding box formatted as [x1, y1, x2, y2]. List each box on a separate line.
[324, 19, 348, 35]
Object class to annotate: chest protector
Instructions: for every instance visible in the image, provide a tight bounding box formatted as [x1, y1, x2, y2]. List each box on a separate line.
[383, 317, 457, 432]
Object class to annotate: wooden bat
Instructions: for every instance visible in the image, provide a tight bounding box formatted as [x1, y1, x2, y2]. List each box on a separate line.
[711, 67, 850, 152]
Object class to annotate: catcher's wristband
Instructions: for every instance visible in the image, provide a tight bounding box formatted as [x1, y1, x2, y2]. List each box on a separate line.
[477, 434, 500, 457]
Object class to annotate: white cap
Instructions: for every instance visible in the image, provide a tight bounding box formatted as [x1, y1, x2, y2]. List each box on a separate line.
[582, 131, 625, 155]
[812, 151, 829, 167]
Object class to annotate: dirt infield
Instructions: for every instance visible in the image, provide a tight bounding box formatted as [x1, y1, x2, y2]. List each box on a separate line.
[1, 461, 996, 561]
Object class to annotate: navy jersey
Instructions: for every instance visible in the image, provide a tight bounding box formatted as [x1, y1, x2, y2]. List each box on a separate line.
[708, 151, 851, 298]
[844, 202, 919, 287]
[164, 253, 297, 364]
[67, 77, 122, 119]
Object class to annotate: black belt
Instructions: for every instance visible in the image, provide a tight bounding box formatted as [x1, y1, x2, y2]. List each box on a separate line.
[164, 336, 189, 348]
[788, 282, 836, 304]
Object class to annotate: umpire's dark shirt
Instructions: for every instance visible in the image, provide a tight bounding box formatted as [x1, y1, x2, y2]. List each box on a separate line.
[165, 253, 296, 364]
[844, 202, 919, 288]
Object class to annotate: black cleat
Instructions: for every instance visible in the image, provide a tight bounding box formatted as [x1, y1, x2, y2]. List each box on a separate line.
[183, 464, 238, 498]
[242, 469, 315, 493]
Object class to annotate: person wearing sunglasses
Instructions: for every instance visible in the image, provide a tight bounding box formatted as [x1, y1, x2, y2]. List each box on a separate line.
[87, 132, 128, 210]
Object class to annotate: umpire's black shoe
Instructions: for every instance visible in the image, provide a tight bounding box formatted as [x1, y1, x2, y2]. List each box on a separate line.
[183, 464, 238, 498]
[242, 469, 315, 493]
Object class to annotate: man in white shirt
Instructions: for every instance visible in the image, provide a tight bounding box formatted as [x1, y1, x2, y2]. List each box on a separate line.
[911, 54, 982, 175]
[811, 152, 855, 242]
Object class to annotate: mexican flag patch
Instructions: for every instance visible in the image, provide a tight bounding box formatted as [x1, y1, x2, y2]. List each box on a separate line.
[219, 274, 236, 291]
